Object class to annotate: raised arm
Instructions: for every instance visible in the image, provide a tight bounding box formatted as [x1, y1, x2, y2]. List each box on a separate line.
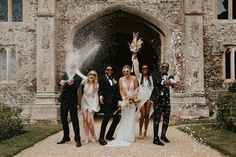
[132, 54, 140, 79]
[133, 76, 139, 95]
[76, 68, 87, 82]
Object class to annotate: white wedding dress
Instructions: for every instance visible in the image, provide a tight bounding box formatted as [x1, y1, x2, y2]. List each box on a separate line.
[106, 77, 137, 147]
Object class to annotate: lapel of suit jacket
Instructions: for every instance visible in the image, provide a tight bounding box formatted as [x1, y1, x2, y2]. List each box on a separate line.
[105, 75, 113, 86]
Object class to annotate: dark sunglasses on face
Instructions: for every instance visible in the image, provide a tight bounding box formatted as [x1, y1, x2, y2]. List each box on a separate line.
[162, 66, 169, 68]
[88, 73, 96, 76]
[106, 68, 113, 71]
[123, 70, 129, 73]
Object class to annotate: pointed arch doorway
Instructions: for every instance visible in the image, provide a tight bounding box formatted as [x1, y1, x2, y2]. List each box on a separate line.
[73, 10, 164, 77]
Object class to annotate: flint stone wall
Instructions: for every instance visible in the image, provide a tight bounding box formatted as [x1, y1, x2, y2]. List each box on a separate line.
[0, 0, 37, 120]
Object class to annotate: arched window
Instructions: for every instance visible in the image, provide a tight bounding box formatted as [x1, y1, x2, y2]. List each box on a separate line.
[0, 0, 22, 22]
[0, 48, 7, 81]
[9, 49, 16, 81]
[223, 46, 236, 81]
[0, 46, 17, 83]
[225, 49, 231, 79]
[218, 0, 236, 20]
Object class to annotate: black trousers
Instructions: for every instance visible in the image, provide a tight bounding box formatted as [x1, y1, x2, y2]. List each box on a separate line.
[153, 100, 170, 140]
[99, 104, 120, 139]
[60, 104, 81, 142]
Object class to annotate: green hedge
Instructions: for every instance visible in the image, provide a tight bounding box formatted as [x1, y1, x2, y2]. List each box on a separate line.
[0, 103, 23, 141]
[228, 82, 236, 93]
[215, 82, 236, 130]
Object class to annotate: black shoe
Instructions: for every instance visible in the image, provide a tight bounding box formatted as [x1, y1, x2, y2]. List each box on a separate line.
[57, 138, 70, 144]
[106, 136, 115, 141]
[98, 138, 107, 145]
[76, 141, 82, 147]
[161, 136, 170, 143]
[153, 139, 164, 146]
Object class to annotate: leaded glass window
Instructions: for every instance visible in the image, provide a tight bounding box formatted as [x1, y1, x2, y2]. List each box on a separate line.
[9, 49, 16, 81]
[233, 0, 236, 19]
[0, 48, 7, 81]
[225, 49, 231, 79]
[0, 47, 17, 82]
[218, 0, 236, 20]
[12, 0, 22, 22]
[0, 0, 8, 22]
[218, 0, 228, 19]
[235, 50, 236, 79]
[0, 0, 23, 22]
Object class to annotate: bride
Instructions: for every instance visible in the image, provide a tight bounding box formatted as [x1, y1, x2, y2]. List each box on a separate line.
[106, 65, 139, 147]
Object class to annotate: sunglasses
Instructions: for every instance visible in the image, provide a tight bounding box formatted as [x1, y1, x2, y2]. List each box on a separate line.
[142, 67, 148, 70]
[162, 66, 169, 68]
[88, 73, 96, 76]
[106, 68, 113, 71]
[122, 70, 130, 73]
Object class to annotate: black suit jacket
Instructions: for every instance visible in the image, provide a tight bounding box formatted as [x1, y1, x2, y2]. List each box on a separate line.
[98, 75, 121, 108]
[151, 71, 173, 103]
[58, 73, 82, 106]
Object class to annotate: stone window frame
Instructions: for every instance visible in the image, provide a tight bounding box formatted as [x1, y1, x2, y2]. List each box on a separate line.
[222, 44, 236, 82]
[216, 0, 236, 22]
[0, 45, 17, 84]
[0, 0, 24, 22]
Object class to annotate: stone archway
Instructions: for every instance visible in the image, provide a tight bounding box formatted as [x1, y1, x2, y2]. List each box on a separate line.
[72, 10, 165, 77]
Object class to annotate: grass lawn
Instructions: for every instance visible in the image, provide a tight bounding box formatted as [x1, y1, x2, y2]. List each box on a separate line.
[178, 124, 236, 157]
[0, 125, 61, 157]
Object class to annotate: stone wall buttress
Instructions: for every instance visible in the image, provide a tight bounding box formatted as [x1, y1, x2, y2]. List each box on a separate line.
[171, 0, 208, 118]
[31, 0, 59, 124]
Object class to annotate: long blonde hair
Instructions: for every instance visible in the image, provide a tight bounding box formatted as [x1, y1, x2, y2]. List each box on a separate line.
[87, 70, 99, 90]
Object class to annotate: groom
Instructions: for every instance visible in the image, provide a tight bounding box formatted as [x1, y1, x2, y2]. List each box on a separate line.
[57, 72, 82, 147]
[151, 62, 175, 146]
[98, 65, 121, 145]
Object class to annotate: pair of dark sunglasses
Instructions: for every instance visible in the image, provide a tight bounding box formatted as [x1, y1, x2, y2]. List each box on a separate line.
[106, 68, 113, 71]
[162, 66, 169, 68]
[88, 73, 96, 76]
[122, 70, 129, 73]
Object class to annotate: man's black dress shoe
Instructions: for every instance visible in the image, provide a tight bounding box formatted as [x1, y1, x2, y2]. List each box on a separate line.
[57, 138, 71, 144]
[153, 139, 164, 146]
[106, 136, 115, 141]
[98, 138, 107, 145]
[76, 141, 82, 147]
[161, 136, 170, 143]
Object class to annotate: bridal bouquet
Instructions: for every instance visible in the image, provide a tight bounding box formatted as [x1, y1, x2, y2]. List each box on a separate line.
[128, 32, 143, 53]
[120, 96, 141, 109]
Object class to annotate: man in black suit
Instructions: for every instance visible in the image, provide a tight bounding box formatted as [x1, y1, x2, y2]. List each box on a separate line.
[151, 62, 175, 146]
[98, 65, 121, 145]
[57, 72, 82, 147]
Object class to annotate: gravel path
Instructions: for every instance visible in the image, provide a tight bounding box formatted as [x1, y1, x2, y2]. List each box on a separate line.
[14, 120, 225, 157]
